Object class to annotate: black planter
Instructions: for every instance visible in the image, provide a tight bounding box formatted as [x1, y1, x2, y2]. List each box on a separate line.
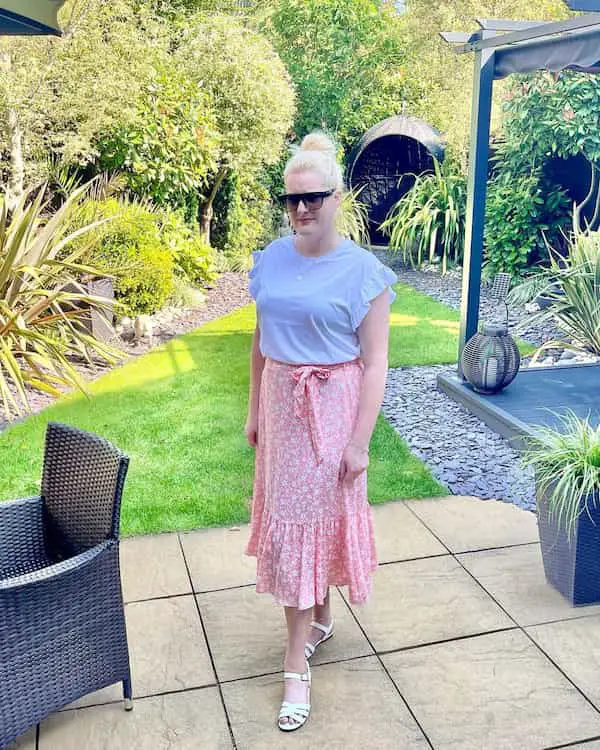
[537, 486, 600, 605]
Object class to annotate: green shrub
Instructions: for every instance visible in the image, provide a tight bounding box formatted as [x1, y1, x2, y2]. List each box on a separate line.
[510, 230, 600, 358]
[484, 169, 570, 279]
[160, 209, 217, 286]
[71, 198, 175, 316]
[380, 159, 466, 274]
[212, 171, 278, 270]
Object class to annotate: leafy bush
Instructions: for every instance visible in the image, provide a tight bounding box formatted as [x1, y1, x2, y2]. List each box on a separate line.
[160, 210, 217, 286]
[509, 230, 600, 358]
[380, 159, 466, 274]
[72, 199, 175, 316]
[212, 171, 278, 270]
[96, 68, 218, 219]
[484, 169, 570, 278]
[0, 181, 122, 418]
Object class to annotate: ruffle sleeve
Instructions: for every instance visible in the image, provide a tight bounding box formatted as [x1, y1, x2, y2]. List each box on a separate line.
[351, 259, 397, 330]
[248, 250, 263, 300]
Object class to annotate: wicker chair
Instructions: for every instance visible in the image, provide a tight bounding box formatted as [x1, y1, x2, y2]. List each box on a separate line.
[0, 422, 132, 748]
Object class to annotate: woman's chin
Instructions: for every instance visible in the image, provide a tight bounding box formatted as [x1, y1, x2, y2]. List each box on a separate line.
[294, 223, 319, 237]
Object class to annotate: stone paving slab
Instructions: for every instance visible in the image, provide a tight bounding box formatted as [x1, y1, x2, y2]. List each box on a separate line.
[407, 495, 539, 553]
[347, 555, 513, 652]
[120, 533, 191, 603]
[9, 497, 600, 749]
[372, 500, 447, 563]
[7, 729, 36, 749]
[180, 525, 256, 592]
[39, 689, 232, 750]
[458, 545, 600, 627]
[197, 585, 373, 682]
[383, 630, 600, 750]
[221, 657, 429, 750]
[527, 615, 600, 711]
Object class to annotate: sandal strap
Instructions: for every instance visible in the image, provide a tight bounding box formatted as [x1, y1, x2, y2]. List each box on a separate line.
[311, 619, 333, 636]
[283, 670, 310, 682]
[304, 642, 316, 658]
[279, 702, 310, 720]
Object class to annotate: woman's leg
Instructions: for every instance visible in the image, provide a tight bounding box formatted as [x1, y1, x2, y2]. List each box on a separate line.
[307, 587, 333, 651]
[281, 605, 313, 726]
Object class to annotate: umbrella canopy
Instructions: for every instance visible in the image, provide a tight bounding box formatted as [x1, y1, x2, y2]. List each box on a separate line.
[0, 1, 65, 36]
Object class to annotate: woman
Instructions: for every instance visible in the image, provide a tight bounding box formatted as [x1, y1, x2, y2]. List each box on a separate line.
[244, 132, 397, 732]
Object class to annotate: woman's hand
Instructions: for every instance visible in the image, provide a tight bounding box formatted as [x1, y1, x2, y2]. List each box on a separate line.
[245, 412, 259, 448]
[338, 443, 369, 488]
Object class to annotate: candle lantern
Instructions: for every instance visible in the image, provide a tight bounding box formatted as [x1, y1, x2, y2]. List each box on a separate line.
[461, 324, 520, 394]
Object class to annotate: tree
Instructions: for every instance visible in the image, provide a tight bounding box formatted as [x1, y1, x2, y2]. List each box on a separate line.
[399, 0, 569, 166]
[173, 14, 296, 242]
[96, 63, 220, 220]
[255, 0, 414, 153]
[0, 0, 165, 208]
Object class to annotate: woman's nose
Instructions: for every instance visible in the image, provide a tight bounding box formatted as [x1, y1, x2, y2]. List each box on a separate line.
[296, 200, 309, 214]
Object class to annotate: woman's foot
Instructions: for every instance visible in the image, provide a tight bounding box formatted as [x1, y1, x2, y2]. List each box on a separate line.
[305, 618, 334, 659]
[278, 659, 311, 731]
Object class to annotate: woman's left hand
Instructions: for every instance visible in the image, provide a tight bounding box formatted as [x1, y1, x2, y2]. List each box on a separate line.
[338, 443, 369, 488]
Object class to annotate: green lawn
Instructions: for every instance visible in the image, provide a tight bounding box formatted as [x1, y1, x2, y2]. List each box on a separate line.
[0, 283, 489, 535]
[390, 282, 534, 367]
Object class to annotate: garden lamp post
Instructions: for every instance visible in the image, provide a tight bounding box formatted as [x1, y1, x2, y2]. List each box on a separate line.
[0, 1, 65, 36]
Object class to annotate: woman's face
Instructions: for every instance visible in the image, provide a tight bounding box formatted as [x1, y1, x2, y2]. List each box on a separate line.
[284, 169, 341, 240]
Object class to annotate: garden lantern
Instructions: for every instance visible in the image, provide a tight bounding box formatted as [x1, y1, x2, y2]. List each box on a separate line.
[461, 273, 520, 394]
[461, 323, 521, 394]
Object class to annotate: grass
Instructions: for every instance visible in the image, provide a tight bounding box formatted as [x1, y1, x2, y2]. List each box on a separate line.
[389, 282, 535, 367]
[1, 286, 468, 535]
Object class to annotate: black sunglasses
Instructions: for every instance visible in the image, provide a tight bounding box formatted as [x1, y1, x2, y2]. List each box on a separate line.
[278, 190, 335, 211]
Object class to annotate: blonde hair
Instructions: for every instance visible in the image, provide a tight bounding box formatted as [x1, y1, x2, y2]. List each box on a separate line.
[284, 131, 345, 192]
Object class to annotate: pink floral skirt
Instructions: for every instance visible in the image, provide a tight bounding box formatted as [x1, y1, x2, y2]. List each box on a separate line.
[245, 357, 378, 610]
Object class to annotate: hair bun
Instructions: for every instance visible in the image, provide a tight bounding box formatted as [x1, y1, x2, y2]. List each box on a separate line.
[300, 132, 336, 155]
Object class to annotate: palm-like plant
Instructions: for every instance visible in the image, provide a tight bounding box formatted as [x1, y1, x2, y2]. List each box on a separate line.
[508, 229, 600, 360]
[336, 187, 370, 247]
[0, 181, 123, 420]
[380, 159, 466, 274]
[523, 410, 600, 539]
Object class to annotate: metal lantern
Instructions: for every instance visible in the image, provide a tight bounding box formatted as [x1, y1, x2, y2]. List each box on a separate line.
[461, 324, 520, 394]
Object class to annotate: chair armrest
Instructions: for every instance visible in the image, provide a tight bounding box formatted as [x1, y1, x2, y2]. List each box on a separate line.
[0, 496, 46, 576]
[0, 539, 113, 592]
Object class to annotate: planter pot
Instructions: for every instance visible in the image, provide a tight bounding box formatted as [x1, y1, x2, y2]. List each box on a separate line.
[85, 277, 115, 342]
[62, 277, 115, 343]
[537, 485, 600, 605]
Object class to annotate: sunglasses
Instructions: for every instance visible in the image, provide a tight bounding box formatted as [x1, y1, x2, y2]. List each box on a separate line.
[278, 190, 335, 211]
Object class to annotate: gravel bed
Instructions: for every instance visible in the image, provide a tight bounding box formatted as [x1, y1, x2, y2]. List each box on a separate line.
[382, 365, 536, 511]
[374, 258, 544, 511]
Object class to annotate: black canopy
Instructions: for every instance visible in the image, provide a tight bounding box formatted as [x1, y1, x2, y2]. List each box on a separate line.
[494, 26, 600, 78]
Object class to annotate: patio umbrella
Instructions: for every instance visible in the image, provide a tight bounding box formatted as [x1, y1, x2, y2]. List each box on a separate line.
[0, 1, 65, 36]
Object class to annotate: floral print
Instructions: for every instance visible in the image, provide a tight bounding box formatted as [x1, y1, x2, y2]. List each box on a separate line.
[245, 357, 378, 610]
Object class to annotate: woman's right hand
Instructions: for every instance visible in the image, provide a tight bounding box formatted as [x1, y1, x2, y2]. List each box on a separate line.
[245, 413, 258, 448]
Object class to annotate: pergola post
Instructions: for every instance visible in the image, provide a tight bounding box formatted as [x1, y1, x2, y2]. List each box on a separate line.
[458, 35, 496, 377]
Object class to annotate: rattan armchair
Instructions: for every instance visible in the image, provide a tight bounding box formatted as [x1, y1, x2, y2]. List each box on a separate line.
[0, 422, 132, 748]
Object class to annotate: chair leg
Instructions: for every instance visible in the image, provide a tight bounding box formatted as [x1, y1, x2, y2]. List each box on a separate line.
[123, 677, 133, 711]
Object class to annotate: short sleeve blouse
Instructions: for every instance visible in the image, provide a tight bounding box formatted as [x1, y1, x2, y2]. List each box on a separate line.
[249, 236, 397, 365]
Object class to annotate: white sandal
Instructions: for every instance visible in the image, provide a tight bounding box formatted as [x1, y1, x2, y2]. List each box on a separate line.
[278, 661, 311, 732]
[304, 619, 335, 660]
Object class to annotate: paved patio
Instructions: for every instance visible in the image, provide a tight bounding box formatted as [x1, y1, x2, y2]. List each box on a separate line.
[11, 496, 600, 750]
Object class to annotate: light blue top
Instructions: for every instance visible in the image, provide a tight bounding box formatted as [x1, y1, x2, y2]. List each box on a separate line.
[249, 236, 397, 365]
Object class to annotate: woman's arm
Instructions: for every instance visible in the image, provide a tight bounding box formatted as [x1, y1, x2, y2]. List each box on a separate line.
[245, 324, 265, 447]
[339, 290, 391, 485]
